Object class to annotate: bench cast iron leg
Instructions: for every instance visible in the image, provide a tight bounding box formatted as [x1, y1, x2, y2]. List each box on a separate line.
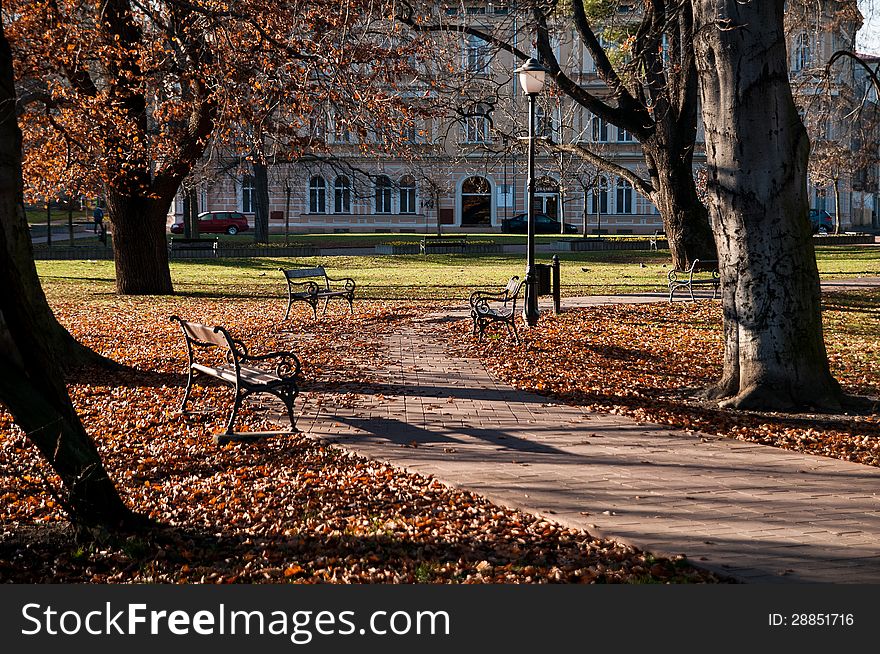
[225, 389, 244, 435]
[180, 367, 195, 412]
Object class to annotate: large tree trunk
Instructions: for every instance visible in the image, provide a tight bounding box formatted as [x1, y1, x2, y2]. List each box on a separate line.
[107, 191, 174, 295]
[0, 22, 109, 371]
[692, 0, 842, 411]
[645, 141, 716, 270]
[1, 19, 138, 528]
[253, 161, 270, 244]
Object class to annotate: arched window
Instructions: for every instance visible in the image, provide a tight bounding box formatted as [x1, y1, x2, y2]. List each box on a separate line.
[616, 178, 633, 214]
[309, 176, 326, 213]
[334, 176, 351, 214]
[241, 175, 255, 213]
[589, 176, 608, 214]
[461, 176, 492, 226]
[399, 175, 417, 214]
[375, 175, 393, 214]
[793, 32, 811, 72]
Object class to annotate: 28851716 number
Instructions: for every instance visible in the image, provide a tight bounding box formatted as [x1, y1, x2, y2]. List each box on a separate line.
[769, 613, 854, 627]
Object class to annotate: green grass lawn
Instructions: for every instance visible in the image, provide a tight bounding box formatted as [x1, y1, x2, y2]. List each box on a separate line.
[35, 245, 880, 302]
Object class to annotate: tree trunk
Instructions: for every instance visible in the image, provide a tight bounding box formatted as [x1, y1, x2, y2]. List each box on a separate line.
[253, 161, 270, 244]
[833, 179, 842, 235]
[1, 21, 139, 529]
[645, 141, 717, 270]
[107, 192, 174, 295]
[0, 22, 110, 371]
[692, 0, 842, 411]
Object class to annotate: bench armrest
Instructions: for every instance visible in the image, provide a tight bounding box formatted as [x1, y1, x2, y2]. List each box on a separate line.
[240, 350, 303, 378]
[324, 276, 356, 292]
[469, 289, 509, 306]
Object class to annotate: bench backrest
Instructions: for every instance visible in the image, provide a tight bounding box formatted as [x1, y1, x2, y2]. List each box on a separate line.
[504, 276, 522, 298]
[170, 315, 241, 368]
[281, 266, 326, 278]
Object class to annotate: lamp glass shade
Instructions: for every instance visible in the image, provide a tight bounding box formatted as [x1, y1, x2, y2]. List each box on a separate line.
[518, 67, 545, 95]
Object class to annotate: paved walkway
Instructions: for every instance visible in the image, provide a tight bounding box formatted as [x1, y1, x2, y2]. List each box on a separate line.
[297, 283, 880, 583]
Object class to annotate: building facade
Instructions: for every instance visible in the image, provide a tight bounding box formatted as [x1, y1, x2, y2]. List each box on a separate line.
[173, 1, 871, 235]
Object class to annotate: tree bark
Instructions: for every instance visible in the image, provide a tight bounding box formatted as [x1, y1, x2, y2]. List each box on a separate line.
[692, 0, 842, 411]
[644, 140, 716, 270]
[1, 18, 139, 528]
[253, 161, 270, 244]
[106, 191, 174, 295]
[0, 19, 110, 371]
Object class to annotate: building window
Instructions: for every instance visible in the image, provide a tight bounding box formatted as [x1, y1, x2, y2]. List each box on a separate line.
[535, 106, 557, 140]
[497, 183, 514, 208]
[334, 176, 351, 214]
[591, 115, 608, 142]
[461, 176, 492, 226]
[399, 175, 417, 214]
[616, 178, 633, 214]
[617, 126, 633, 142]
[241, 175, 255, 213]
[466, 34, 490, 73]
[590, 176, 608, 214]
[793, 32, 811, 72]
[309, 176, 326, 213]
[375, 175, 393, 214]
[464, 115, 490, 143]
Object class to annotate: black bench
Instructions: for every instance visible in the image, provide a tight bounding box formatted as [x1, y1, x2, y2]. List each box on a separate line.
[170, 315, 301, 440]
[279, 266, 356, 319]
[168, 237, 219, 257]
[469, 276, 525, 344]
[667, 258, 720, 302]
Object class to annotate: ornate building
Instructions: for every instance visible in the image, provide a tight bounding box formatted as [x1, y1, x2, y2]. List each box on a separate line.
[174, 1, 872, 235]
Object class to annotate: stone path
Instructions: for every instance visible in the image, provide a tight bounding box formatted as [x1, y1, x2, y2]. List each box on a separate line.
[297, 287, 880, 584]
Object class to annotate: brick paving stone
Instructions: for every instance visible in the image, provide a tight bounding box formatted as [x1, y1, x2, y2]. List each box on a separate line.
[299, 295, 880, 584]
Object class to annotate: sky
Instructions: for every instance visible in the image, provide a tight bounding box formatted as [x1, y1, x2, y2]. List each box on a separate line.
[858, 0, 880, 54]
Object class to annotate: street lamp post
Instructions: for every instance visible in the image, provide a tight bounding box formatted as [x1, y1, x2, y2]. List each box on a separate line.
[515, 58, 547, 327]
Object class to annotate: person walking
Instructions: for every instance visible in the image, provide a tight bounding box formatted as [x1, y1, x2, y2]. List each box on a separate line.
[92, 205, 104, 233]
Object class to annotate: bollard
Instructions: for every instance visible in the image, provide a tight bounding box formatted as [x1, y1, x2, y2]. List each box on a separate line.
[551, 254, 561, 314]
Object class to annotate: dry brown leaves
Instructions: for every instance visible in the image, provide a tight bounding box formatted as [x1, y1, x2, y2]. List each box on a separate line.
[0, 296, 720, 584]
[453, 292, 880, 467]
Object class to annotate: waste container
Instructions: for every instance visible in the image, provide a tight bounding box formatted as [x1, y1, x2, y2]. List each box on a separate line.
[534, 263, 552, 295]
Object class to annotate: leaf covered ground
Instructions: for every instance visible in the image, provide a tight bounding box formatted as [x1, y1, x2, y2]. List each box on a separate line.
[0, 295, 721, 584]
[454, 290, 880, 467]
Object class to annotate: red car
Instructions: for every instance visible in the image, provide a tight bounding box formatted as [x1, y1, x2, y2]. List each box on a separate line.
[170, 211, 250, 235]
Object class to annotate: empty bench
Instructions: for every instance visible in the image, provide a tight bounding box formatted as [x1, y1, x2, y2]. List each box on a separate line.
[469, 276, 524, 344]
[170, 315, 301, 440]
[279, 266, 356, 319]
[667, 259, 720, 302]
[168, 237, 219, 257]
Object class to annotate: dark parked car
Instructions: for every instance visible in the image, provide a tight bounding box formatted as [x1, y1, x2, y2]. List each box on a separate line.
[500, 213, 579, 234]
[170, 211, 250, 235]
[809, 209, 833, 235]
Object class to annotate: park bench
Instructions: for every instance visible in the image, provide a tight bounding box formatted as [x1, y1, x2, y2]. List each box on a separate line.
[170, 316, 302, 441]
[667, 258, 720, 303]
[279, 265, 356, 319]
[168, 237, 219, 257]
[469, 276, 525, 344]
[649, 230, 665, 251]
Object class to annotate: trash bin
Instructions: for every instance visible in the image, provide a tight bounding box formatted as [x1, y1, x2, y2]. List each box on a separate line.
[534, 263, 551, 295]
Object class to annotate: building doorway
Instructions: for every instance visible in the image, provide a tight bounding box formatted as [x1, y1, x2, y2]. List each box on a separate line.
[535, 177, 559, 219]
[460, 176, 493, 226]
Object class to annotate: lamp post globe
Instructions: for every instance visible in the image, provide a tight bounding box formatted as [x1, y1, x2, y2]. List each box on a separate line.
[514, 58, 548, 328]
